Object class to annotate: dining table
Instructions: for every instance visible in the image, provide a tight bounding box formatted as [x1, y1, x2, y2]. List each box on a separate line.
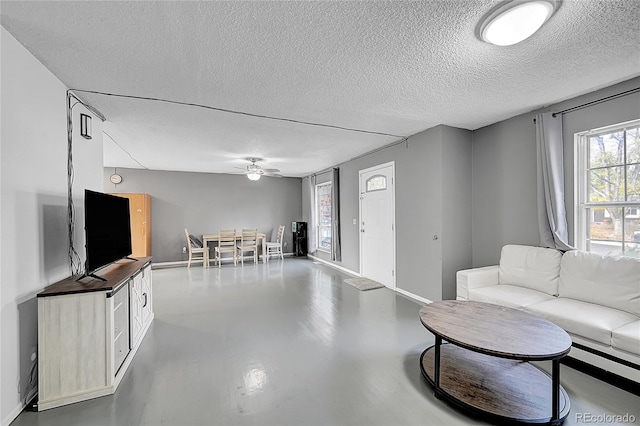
[202, 232, 267, 267]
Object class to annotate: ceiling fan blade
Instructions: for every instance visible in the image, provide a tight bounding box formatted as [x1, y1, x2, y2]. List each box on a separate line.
[234, 158, 280, 176]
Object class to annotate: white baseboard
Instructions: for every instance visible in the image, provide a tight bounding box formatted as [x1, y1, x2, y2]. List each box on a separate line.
[3, 401, 25, 426]
[153, 253, 297, 269]
[395, 287, 433, 305]
[307, 254, 360, 277]
[306, 255, 433, 306]
[152, 260, 196, 269]
[264, 252, 295, 261]
[155, 257, 430, 308]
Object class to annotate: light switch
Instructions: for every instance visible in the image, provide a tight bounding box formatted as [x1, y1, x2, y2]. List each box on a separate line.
[353, 218, 357, 225]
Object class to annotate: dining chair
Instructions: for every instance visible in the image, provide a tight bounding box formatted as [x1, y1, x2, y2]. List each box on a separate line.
[215, 228, 237, 268]
[185, 229, 208, 268]
[265, 225, 285, 262]
[237, 228, 259, 265]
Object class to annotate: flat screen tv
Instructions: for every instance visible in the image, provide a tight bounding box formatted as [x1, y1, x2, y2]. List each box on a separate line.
[83, 189, 133, 279]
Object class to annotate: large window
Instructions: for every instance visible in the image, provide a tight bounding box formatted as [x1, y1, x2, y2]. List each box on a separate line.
[575, 119, 640, 258]
[316, 182, 332, 252]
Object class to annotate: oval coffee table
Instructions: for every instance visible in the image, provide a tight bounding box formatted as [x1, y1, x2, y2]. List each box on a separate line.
[419, 300, 572, 425]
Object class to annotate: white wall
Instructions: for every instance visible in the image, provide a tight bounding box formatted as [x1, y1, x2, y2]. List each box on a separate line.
[0, 26, 103, 426]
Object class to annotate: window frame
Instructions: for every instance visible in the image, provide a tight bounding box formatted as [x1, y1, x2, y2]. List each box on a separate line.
[574, 118, 640, 258]
[315, 181, 332, 254]
[365, 174, 387, 192]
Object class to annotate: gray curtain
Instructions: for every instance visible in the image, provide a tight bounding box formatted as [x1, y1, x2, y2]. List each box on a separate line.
[535, 112, 573, 251]
[331, 167, 342, 261]
[307, 174, 317, 253]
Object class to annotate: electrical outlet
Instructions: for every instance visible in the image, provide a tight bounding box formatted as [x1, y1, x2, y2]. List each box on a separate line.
[182, 246, 187, 253]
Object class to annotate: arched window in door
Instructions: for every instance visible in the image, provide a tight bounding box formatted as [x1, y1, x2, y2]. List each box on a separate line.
[366, 175, 387, 192]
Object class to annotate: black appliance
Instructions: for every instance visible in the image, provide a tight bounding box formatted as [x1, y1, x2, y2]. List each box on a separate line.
[292, 221, 307, 256]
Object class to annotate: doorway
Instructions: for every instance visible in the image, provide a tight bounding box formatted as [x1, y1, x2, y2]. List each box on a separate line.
[359, 162, 396, 289]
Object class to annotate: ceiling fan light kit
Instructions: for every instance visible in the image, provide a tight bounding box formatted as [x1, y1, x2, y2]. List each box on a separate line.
[477, 0, 560, 46]
[239, 157, 281, 181]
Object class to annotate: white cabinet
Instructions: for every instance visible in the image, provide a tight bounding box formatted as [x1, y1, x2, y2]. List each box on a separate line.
[37, 257, 153, 411]
[130, 270, 144, 346]
[141, 266, 153, 329]
[113, 283, 130, 374]
[129, 264, 153, 348]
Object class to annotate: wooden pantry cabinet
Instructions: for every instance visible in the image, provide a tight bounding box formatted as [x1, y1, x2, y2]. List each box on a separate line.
[37, 257, 153, 411]
[112, 193, 152, 257]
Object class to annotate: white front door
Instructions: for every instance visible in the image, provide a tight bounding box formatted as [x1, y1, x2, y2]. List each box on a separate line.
[359, 162, 395, 289]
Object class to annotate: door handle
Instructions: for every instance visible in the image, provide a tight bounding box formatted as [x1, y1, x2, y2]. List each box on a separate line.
[361, 229, 365, 233]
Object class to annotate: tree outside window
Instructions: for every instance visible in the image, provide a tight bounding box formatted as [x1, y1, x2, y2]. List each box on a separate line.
[316, 182, 332, 252]
[577, 121, 640, 258]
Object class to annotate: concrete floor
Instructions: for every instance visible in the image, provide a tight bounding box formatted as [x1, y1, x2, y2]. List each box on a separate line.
[12, 258, 640, 425]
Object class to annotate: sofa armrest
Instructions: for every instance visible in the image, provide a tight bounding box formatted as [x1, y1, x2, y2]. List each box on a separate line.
[456, 265, 499, 300]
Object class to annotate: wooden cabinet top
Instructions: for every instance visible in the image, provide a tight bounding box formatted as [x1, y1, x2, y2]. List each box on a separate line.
[110, 193, 151, 198]
[38, 257, 152, 298]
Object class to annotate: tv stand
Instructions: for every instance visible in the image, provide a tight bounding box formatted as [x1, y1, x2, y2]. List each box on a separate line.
[75, 272, 107, 282]
[37, 257, 153, 411]
[76, 258, 140, 282]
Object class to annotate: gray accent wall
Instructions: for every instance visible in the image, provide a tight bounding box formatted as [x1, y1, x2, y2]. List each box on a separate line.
[560, 78, 640, 246]
[472, 76, 640, 267]
[102, 168, 302, 263]
[304, 125, 473, 303]
[302, 76, 640, 301]
[441, 126, 473, 300]
[472, 113, 540, 267]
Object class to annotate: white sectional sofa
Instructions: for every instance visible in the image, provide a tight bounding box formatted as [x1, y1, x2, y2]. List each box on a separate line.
[456, 244, 640, 383]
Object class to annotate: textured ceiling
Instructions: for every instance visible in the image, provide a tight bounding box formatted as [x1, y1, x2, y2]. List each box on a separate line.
[2, 1, 639, 177]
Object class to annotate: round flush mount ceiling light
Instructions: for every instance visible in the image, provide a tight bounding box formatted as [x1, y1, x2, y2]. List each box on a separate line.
[477, 0, 560, 46]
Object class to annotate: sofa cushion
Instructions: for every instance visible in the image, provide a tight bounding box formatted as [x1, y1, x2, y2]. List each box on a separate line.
[559, 250, 640, 316]
[525, 298, 638, 345]
[612, 321, 640, 356]
[499, 245, 562, 295]
[469, 285, 555, 309]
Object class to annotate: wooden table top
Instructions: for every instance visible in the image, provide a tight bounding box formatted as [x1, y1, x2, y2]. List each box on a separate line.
[38, 257, 152, 298]
[419, 300, 572, 361]
[203, 232, 266, 240]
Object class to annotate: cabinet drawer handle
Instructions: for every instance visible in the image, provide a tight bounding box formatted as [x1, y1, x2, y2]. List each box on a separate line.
[143, 292, 147, 308]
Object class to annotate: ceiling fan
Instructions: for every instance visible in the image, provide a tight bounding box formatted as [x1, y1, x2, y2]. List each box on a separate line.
[235, 157, 281, 181]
